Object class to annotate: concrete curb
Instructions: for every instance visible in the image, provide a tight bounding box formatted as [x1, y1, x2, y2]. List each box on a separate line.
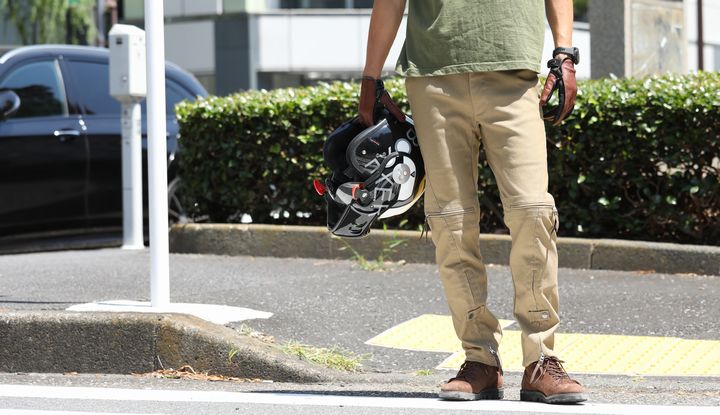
[0, 311, 338, 382]
[170, 224, 720, 276]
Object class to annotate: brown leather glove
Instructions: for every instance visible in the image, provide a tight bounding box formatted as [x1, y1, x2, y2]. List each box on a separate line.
[359, 76, 379, 127]
[540, 58, 577, 125]
[358, 76, 406, 127]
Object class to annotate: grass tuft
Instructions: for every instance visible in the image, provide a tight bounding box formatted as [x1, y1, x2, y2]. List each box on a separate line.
[282, 341, 368, 372]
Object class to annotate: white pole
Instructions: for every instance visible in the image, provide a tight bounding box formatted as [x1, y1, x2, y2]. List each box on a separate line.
[96, 0, 105, 47]
[120, 102, 144, 250]
[145, 0, 170, 307]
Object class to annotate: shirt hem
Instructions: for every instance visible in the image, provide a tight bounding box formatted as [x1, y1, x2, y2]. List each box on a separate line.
[395, 60, 541, 77]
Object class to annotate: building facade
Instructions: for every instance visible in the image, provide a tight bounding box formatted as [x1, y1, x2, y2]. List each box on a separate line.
[119, 0, 594, 94]
[2, 0, 718, 95]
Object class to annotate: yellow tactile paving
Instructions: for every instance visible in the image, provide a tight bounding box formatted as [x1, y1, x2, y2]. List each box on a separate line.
[366, 314, 514, 353]
[365, 314, 720, 376]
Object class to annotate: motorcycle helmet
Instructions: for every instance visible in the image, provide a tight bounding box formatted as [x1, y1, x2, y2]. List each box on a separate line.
[314, 107, 425, 238]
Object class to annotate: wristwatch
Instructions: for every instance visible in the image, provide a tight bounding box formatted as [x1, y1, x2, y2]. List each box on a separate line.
[552, 46, 580, 65]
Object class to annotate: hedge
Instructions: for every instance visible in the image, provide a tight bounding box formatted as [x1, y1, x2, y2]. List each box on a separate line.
[175, 72, 720, 245]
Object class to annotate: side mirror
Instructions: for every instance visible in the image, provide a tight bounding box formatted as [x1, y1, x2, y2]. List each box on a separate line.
[0, 89, 20, 120]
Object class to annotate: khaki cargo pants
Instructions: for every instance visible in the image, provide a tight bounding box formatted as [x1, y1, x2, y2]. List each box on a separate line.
[406, 70, 560, 368]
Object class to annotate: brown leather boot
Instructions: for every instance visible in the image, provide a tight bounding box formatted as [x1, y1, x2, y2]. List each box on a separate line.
[521, 355, 586, 404]
[439, 361, 503, 401]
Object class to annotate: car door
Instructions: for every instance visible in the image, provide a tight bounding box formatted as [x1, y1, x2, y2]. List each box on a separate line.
[64, 57, 199, 228]
[0, 58, 87, 236]
[62, 57, 126, 228]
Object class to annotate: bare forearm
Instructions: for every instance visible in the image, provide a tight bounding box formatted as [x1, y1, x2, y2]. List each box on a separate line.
[545, 0, 573, 49]
[363, 0, 406, 78]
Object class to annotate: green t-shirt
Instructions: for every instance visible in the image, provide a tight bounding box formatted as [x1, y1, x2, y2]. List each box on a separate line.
[396, 0, 545, 77]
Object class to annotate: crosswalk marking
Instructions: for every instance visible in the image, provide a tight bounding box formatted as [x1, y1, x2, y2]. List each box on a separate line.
[365, 314, 720, 376]
[0, 384, 716, 415]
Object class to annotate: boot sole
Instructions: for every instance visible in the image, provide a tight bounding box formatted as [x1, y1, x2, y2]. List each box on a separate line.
[520, 390, 587, 404]
[439, 388, 503, 401]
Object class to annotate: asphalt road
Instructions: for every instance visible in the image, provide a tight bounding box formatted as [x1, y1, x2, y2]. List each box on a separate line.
[0, 372, 718, 413]
[0, 248, 719, 409]
[1, 249, 718, 371]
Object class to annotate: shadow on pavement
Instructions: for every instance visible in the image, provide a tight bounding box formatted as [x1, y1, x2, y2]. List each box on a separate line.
[0, 300, 76, 305]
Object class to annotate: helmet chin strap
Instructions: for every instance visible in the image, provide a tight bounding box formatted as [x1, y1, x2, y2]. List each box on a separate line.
[379, 91, 406, 122]
[370, 78, 406, 123]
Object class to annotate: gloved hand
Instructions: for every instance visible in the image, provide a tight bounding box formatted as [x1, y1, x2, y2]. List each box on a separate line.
[359, 76, 380, 127]
[358, 76, 406, 127]
[540, 58, 577, 125]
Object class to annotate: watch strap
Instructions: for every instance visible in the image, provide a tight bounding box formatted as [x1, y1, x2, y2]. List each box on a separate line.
[552, 46, 579, 65]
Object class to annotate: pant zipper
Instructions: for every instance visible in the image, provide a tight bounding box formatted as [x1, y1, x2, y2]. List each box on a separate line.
[419, 207, 475, 241]
[489, 347, 503, 375]
[505, 202, 554, 212]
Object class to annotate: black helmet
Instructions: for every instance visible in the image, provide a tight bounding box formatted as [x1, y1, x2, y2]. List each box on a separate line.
[314, 108, 425, 238]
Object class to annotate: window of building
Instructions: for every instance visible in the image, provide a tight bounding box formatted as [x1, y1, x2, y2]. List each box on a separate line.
[279, 0, 373, 8]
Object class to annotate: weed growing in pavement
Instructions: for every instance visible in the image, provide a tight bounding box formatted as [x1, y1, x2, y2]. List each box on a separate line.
[231, 324, 276, 348]
[230, 326, 367, 372]
[335, 238, 378, 271]
[227, 347, 240, 363]
[236, 323, 253, 336]
[281, 341, 369, 372]
[334, 223, 408, 272]
[414, 369, 433, 376]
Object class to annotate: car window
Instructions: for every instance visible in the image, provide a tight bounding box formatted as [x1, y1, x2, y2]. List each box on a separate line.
[66, 59, 193, 117]
[140, 78, 194, 116]
[65, 60, 120, 115]
[165, 79, 193, 114]
[0, 60, 68, 118]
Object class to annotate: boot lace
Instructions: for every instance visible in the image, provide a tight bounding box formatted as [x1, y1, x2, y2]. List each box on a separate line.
[450, 361, 488, 383]
[530, 356, 577, 384]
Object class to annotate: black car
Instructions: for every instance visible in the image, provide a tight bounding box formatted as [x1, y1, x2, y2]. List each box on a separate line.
[0, 45, 208, 245]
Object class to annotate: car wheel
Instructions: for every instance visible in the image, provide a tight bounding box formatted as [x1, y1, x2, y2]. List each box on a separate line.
[168, 177, 191, 226]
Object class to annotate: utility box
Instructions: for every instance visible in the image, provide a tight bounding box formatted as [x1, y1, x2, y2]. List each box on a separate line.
[109, 23, 146, 250]
[109, 24, 147, 102]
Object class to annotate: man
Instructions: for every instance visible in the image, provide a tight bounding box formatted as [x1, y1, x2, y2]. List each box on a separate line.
[358, 0, 585, 405]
